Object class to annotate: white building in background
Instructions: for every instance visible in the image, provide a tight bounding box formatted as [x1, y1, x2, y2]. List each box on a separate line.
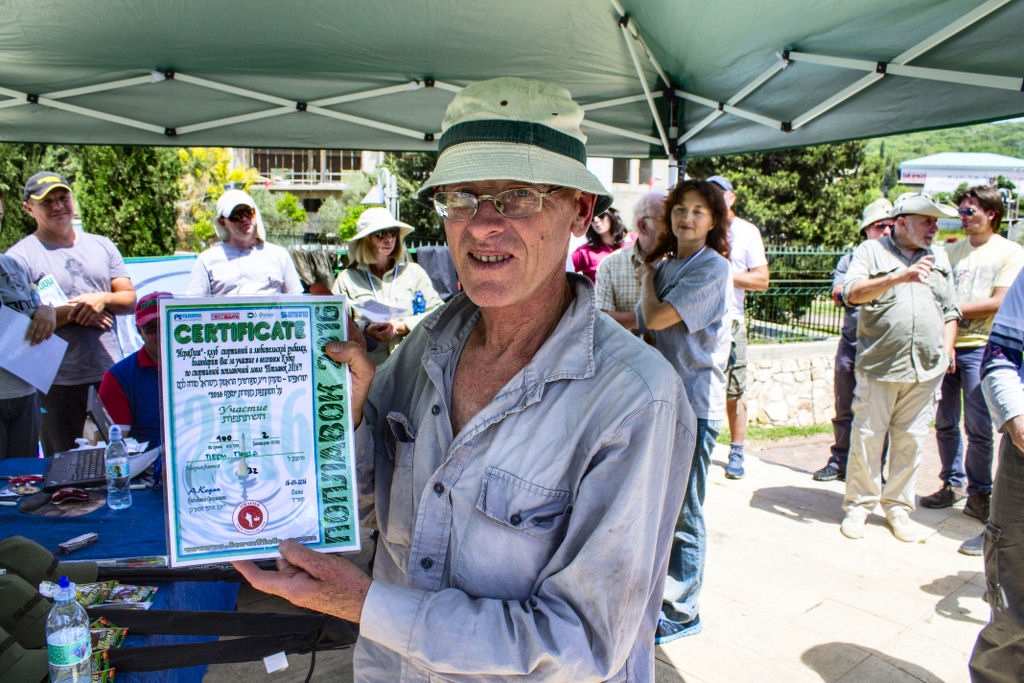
[899, 152, 1024, 194]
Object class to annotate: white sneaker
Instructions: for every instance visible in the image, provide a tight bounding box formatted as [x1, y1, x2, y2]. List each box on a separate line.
[840, 511, 867, 539]
[887, 509, 921, 543]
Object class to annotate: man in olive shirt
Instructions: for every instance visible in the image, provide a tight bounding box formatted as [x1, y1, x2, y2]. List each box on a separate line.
[839, 192, 960, 542]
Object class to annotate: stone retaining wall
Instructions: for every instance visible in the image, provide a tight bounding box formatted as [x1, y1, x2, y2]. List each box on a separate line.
[744, 340, 837, 427]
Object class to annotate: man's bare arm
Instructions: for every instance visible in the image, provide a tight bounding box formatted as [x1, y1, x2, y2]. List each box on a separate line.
[958, 286, 1010, 320]
[732, 264, 769, 292]
[603, 309, 637, 330]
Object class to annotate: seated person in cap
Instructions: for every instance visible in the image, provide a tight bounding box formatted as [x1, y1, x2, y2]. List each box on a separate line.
[98, 292, 172, 449]
[185, 189, 303, 296]
[234, 77, 695, 681]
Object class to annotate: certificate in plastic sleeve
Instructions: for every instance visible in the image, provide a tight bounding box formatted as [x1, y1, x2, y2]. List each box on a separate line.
[160, 296, 359, 566]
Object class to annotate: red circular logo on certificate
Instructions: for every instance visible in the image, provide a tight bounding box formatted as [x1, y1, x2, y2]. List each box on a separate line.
[233, 500, 269, 535]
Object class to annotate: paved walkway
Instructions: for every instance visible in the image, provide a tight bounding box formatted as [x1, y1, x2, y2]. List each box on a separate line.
[207, 430, 990, 682]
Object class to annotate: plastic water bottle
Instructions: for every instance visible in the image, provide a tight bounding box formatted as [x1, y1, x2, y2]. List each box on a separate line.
[105, 425, 132, 510]
[412, 290, 426, 315]
[46, 576, 92, 682]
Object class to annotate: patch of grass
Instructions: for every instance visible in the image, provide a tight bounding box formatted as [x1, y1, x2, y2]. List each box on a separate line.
[716, 423, 831, 444]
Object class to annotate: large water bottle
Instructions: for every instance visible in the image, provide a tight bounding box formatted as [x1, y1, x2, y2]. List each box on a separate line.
[105, 424, 132, 510]
[46, 576, 92, 682]
[412, 290, 426, 315]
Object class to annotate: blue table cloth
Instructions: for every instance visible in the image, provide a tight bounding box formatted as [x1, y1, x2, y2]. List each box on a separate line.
[1, 457, 239, 682]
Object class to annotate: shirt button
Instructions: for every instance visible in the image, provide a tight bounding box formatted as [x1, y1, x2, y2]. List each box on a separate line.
[509, 513, 523, 526]
[420, 557, 433, 570]
[431, 405, 441, 415]
[433, 482, 445, 496]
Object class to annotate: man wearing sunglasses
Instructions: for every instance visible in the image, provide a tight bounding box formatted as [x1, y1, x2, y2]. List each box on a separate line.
[235, 77, 695, 681]
[839, 192, 960, 542]
[924, 186, 1024, 550]
[185, 189, 302, 296]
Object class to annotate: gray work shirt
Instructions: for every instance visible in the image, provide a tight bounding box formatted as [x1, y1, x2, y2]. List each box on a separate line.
[842, 235, 960, 383]
[353, 274, 695, 681]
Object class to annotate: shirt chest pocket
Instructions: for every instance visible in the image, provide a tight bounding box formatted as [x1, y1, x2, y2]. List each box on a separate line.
[378, 412, 417, 550]
[453, 467, 572, 600]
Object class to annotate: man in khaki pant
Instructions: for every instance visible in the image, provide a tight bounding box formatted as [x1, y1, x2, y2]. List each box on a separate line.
[839, 192, 960, 542]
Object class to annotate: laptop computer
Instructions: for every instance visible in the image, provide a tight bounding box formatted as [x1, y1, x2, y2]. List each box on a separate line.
[42, 387, 118, 492]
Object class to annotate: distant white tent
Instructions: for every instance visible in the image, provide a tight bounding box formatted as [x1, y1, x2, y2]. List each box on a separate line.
[899, 152, 1024, 194]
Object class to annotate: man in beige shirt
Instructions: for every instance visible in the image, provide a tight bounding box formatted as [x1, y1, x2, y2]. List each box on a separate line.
[839, 192, 960, 542]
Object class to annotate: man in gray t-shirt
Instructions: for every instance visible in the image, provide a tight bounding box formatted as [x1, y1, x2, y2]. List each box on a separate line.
[0, 189, 57, 459]
[7, 172, 136, 456]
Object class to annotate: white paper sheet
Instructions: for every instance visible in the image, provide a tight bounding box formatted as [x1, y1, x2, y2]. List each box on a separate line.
[351, 299, 410, 324]
[0, 305, 68, 393]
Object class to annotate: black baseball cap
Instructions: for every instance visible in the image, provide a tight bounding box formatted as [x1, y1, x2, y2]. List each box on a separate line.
[23, 171, 71, 202]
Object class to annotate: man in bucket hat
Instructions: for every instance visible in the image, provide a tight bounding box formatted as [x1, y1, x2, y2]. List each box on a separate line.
[235, 77, 695, 680]
[839, 192, 960, 542]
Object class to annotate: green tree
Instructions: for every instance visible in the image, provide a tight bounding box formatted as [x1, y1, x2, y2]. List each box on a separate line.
[687, 141, 885, 248]
[339, 204, 371, 241]
[275, 192, 308, 224]
[177, 148, 262, 251]
[316, 196, 347, 236]
[381, 152, 444, 242]
[72, 145, 182, 256]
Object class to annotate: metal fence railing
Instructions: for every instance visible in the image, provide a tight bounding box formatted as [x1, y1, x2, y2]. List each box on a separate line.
[745, 246, 850, 344]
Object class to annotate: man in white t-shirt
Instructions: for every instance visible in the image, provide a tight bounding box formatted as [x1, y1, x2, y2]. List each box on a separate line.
[707, 176, 769, 479]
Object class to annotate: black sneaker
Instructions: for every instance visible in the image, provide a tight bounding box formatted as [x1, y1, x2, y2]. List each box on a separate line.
[964, 494, 990, 523]
[920, 483, 966, 509]
[812, 464, 844, 482]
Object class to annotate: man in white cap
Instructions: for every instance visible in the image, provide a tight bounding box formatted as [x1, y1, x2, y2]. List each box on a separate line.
[813, 198, 893, 482]
[8, 171, 136, 456]
[839, 192, 960, 542]
[185, 189, 302, 296]
[235, 77, 695, 681]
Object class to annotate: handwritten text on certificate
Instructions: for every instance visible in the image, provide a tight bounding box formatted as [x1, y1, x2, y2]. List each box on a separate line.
[160, 296, 359, 566]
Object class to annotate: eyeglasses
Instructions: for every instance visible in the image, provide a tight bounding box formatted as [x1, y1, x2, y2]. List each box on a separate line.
[227, 206, 255, 222]
[958, 207, 977, 217]
[433, 187, 566, 221]
[371, 228, 400, 239]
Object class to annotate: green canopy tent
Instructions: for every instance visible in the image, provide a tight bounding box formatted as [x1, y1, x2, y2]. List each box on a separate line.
[1, 0, 1022, 162]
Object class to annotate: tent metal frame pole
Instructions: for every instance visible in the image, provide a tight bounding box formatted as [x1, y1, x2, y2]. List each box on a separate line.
[789, 0, 1016, 130]
[609, 0, 677, 157]
[676, 59, 789, 144]
[788, 51, 1022, 91]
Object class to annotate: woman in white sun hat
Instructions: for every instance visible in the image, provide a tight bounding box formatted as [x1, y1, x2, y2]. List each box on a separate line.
[331, 207, 442, 364]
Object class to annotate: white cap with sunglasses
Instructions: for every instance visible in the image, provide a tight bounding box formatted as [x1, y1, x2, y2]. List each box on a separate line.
[214, 189, 266, 243]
